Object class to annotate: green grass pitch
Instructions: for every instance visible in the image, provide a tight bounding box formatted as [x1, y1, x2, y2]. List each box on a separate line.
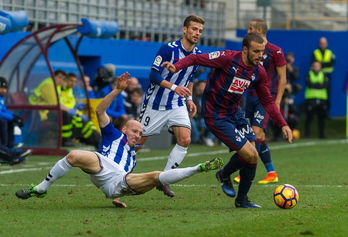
[1, 139, 348, 236]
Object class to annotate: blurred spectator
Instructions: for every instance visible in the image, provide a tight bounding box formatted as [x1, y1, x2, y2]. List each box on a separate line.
[285, 52, 302, 96]
[312, 37, 335, 109]
[0, 77, 24, 149]
[28, 70, 74, 146]
[74, 75, 96, 99]
[92, 64, 116, 94]
[190, 80, 216, 146]
[0, 143, 31, 165]
[271, 93, 299, 142]
[126, 87, 143, 120]
[99, 76, 128, 130]
[122, 77, 143, 119]
[60, 73, 101, 149]
[28, 69, 67, 120]
[304, 61, 329, 139]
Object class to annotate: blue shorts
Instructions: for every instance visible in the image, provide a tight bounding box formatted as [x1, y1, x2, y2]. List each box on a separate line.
[204, 109, 256, 152]
[245, 95, 272, 131]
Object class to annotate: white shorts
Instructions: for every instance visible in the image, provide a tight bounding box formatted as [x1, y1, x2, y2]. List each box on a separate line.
[140, 106, 191, 136]
[89, 152, 141, 199]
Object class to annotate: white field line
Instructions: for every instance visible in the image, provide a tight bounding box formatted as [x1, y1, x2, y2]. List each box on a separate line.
[137, 139, 348, 161]
[1, 139, 347, 176]
[1, 183, 346, 188]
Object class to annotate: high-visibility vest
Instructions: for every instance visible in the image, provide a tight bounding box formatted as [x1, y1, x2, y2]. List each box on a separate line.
[305, 70, 328, 100]
[28, 77, 55, 105]
[313, 49, 334, 73]
[60, 87, 76, 109]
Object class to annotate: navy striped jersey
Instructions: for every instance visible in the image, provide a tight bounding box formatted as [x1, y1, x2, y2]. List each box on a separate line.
[173, 50, 288, 128]
[248, 41, 286, 96]
[98, 121, 136, 173]
[143, 39, 201, 110]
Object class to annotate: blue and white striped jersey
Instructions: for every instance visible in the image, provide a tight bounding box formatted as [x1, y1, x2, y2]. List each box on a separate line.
[143, 39, 202, 110]
[98, 121, 136, 173]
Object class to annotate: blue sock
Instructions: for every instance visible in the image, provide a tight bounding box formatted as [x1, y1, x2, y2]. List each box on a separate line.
[220, 153, 246, 178]
[259, 141, 275, 172]
[237, 163, 257, 201]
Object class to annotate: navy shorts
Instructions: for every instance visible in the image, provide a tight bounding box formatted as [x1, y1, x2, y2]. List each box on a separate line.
[245, 95, 272, 131]
[204, 109, 256, 152]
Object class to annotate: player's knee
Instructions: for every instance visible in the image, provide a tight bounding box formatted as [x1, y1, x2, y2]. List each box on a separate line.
[177, 136, 191, 147]
[243, 148, 258, 164]
[249, 150, 258, 164]
[66, 150, 80, 165]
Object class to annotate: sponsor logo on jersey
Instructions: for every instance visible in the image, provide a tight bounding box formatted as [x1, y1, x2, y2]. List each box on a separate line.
[208, 51, 220, 59]
[228, 77, 251, 94]
[153, 55, 162, 66]
[277, 50, 282, 54]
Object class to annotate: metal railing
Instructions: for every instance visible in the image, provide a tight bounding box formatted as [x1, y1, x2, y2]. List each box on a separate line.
[1, 0, 226, 47]
[235, 0, 348, 31]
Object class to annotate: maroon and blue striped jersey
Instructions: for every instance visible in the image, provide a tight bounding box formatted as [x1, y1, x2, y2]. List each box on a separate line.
[248, 41, 286, 96]
[173, 50, 288, 128]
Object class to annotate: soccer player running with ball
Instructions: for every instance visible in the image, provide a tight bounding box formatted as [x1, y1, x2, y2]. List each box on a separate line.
[162, 33, 292, 208]
[136, 15, 205, 197]
[15, 73, 224, 206]
[234, 19, 287, 184]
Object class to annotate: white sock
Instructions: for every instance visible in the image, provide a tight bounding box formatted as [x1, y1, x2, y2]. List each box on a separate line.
[36, 157, 72, 193]
[164, 144, 188, 170]
[158, 165, 201, 185]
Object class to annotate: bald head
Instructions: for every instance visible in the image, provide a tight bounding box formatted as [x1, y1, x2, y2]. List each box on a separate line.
[319, 37, 328, 50]
[122, 119, 143, 147]
[128, 77, 140, 91]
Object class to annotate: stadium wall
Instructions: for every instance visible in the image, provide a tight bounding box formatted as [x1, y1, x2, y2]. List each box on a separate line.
[0, 29, 346, 117]
[0, 32, 222, 91]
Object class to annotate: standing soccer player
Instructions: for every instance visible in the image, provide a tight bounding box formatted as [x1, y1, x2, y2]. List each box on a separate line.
[162, 33, 292, 208]
[234, 18, 287, 184]
[136, 15, 205, 197]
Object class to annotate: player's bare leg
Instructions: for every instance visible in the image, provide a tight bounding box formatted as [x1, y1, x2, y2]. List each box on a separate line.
[127, 158, 223, 195]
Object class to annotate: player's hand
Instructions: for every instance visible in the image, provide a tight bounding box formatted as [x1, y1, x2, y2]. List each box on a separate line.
[275, 100, 281, 110]
[186, 100, 197, 118]
[282, 126, 293, 143]
[174, 86, 191, 98]
[112, 198, 127, 208]
[161, 62, 176, 73]
[116, 72, 130, 90]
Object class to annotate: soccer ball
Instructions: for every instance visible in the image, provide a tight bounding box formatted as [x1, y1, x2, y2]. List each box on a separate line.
[273, 184, 299, 209]
[292, 129, 300, 139]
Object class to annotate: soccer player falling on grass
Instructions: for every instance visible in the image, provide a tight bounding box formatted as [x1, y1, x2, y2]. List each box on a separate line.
[15, 73, 224, 207]
[162, 33, 292, 208]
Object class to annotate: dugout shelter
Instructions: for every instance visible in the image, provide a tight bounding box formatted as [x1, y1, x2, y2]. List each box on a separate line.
[0, 10, 118, 155]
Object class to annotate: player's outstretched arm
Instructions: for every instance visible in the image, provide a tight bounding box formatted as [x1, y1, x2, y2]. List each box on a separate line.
[95, 72, 130, 128]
